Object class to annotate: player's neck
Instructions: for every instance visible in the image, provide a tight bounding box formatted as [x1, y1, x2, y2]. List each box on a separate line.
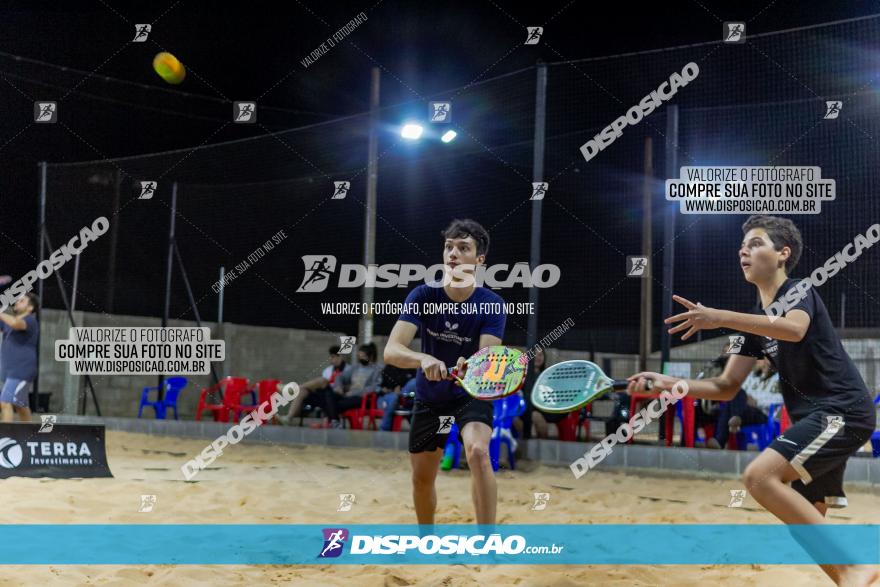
[444, 282, 475, 302]
[755, 271, 789, 307]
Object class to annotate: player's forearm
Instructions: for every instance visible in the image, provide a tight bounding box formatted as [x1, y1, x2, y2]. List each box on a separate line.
[715, 309, 805, 342]
[383, 342, 429, 370]
[672, 376, 739, 401]
[0, 313, 24, 330]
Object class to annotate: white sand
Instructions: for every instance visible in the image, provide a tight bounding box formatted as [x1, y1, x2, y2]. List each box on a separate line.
[1, 430, 878, 586]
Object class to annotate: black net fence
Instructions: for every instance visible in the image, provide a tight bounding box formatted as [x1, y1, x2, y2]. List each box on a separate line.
[42, 15, 880, 353]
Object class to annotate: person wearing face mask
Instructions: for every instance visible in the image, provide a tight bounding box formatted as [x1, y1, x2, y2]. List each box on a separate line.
[323, 342, 383, 428]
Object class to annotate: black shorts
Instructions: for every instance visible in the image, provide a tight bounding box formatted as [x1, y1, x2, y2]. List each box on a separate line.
[408, 395, 494, 453]
[768, 411, 873, 508]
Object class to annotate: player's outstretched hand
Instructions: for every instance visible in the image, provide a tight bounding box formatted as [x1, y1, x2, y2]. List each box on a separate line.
[420, 355, 448, 381]
[626, 372, 679, 394]
[664, 295, 722, 340]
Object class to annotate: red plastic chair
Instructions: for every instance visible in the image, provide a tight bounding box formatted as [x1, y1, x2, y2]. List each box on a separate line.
[341, 394, 372, 430]
[780, 405, 791, 433]
[628, 393, 695, 447]
[195, 377, 250, 422]
[363, 393, 388, 431]
[556, 411, 580, 441]
[392, 412, 409, 431]
[237, 379, 282, 424]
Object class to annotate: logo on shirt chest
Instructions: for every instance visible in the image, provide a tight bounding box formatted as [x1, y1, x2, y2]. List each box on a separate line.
[425, 320, 472, 346]
[761, 336, 779, 358]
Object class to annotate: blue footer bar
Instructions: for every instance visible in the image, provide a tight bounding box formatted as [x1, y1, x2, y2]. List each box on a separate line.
[1, 525, 878, 565]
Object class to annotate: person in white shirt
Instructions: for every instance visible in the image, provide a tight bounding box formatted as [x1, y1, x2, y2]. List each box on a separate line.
[279, 345, 351, 425]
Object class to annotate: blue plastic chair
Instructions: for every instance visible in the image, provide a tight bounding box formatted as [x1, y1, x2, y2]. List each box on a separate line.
[138, 377, 188, 419]
[489, 395, 526, 471]
[441, 422, 463, 470]
[440, 395, 526, 472]
[737, 403, 781, 450]
[871, 395, 880, 458]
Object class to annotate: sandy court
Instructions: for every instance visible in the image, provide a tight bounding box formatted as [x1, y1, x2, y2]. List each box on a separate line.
[2, 430, 878, 586]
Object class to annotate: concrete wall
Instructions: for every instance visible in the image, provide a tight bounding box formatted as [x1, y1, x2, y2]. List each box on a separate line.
[34, 310, 375, 418]
[18, 310, 880, 418]
[56, 414, 880, 487]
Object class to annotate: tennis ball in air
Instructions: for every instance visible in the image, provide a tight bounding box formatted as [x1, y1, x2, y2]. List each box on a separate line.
[152, 52, 186, 84]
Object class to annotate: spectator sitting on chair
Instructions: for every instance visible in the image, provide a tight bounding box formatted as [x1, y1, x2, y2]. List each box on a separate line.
[323, 342, 383, 428]
[707, 359, 781, 449]
[376, 363, 416, 431]
[0, 293, 39, 423]
[694, 349, 731, 444]
[278, 345, 350, 425]
[522, 349, 568, 439]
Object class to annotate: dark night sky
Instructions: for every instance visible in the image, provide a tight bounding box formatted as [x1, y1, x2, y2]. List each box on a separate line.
[1, 1, 877, 338]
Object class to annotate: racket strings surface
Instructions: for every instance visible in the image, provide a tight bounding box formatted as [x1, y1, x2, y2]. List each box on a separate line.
[540, 365, 593, 402]
[462, 348, 525, 398]
[532, 360, 614, 412]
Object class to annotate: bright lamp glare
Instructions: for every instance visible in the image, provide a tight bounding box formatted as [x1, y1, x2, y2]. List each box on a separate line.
[401, 124, 424, 139]
[441, 130, 457, 143]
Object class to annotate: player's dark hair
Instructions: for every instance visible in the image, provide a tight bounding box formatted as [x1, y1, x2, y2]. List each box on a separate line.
[358, 342, 377, 362]
[328, 345, 341, 355]
[24, 292, 40, 313]
[741, 215, 803, 274]
[442, 219, 490, 258]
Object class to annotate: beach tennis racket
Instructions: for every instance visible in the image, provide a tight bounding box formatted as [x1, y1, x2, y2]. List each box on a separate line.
[531, 360, 652, 413]
[448, 346, 527, 400]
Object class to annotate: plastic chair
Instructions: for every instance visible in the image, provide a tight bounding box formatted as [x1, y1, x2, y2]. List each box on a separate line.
[196, 377, 250, 422]
[237, 379, 281, 424]
[138, 376, 188, 419]
[489, 395, 526, 471]
[629, 392, 695, 447]
[735, 403, 779, 451]
[440, 422, 462, 470]
[556, 410, 583, 442]
[363, 392, 389, 431]
[870, 395, 880, 457]
[340, 393, 372, 429]
[391, 389, 416, 431]
[780, 405, 791, 433]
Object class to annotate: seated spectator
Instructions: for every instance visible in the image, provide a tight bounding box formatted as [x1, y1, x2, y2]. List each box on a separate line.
[376, 363, 416, 431]
[693, 350, 731, 442]
[522, 349, 568, 439]
[323, 342, 383, 428]
[278, 345, 350, 425]
[707, 359, 781, 449]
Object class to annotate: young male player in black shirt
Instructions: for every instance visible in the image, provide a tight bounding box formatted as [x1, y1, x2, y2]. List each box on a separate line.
[628, 215, 877, 586]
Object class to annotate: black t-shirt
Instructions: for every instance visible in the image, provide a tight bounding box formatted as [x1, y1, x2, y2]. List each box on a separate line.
[735, 278, 875, 429]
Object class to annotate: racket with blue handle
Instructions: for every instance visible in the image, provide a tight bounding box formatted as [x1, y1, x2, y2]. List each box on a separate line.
[531, 360, 652, 413]
[448, 346, 527, 400]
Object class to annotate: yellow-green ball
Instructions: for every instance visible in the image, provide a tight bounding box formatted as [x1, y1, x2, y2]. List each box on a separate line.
[152, 52, 186, 85]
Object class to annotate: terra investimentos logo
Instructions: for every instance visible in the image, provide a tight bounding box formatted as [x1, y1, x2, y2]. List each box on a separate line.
[0, 438, 23, 468]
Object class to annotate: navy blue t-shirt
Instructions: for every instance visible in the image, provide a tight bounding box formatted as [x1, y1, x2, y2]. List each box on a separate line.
[398, 284, 506, 403]
[0, 315, 39, 381]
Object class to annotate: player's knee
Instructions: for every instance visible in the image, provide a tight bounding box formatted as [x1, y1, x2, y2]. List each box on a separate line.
[464, 441, 490, 464]
[742, 461, 771, 493]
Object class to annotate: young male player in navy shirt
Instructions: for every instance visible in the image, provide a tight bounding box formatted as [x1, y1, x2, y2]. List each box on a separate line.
[628, 215, 877, 586]
[384, 219, 506, 526]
